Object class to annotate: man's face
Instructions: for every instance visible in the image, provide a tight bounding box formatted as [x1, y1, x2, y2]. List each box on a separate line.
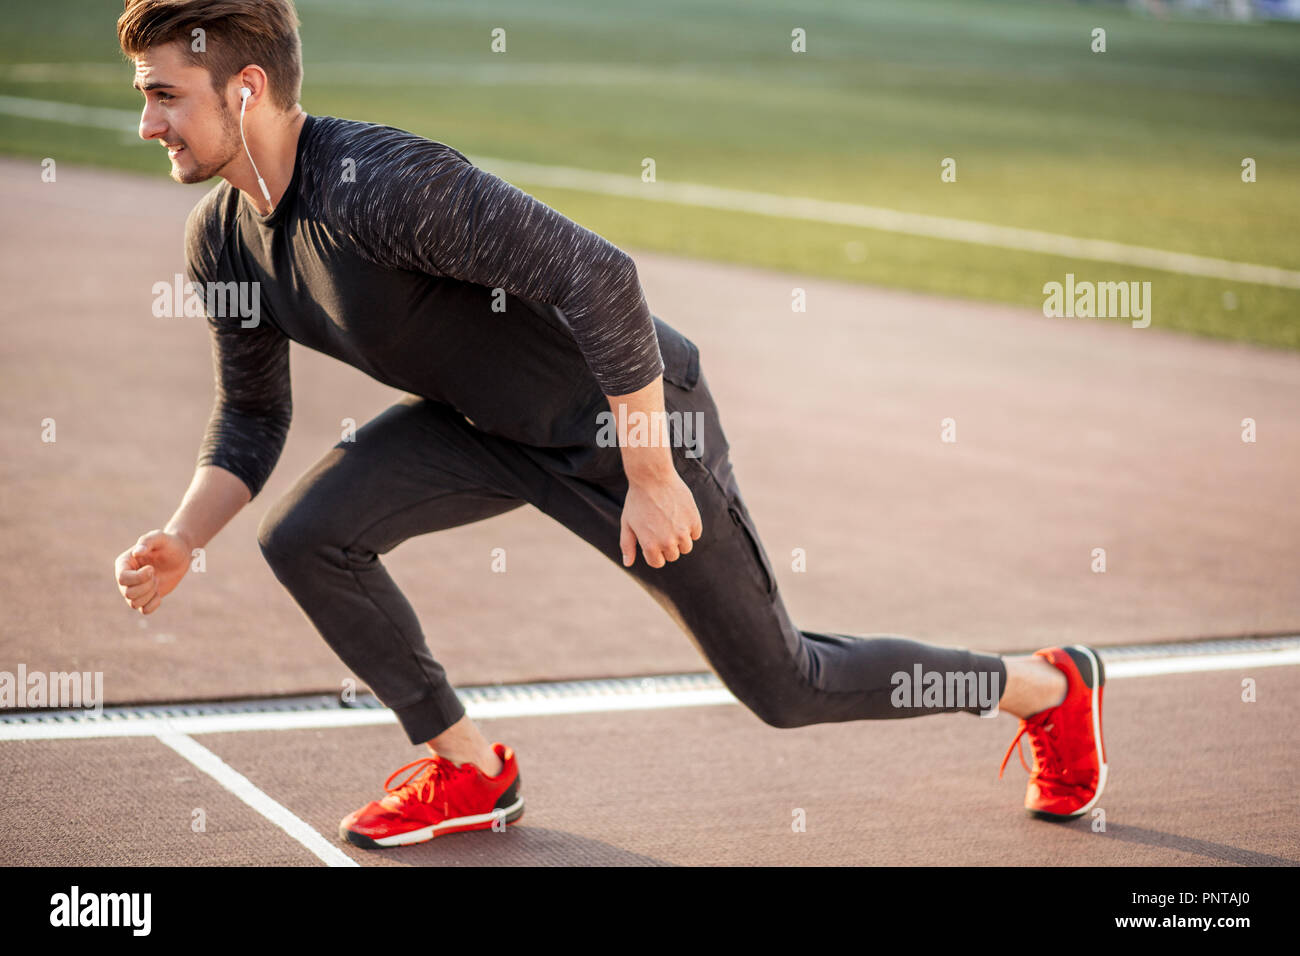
[133, 41, 240, 184]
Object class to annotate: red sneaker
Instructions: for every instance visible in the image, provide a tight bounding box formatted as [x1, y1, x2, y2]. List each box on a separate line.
[339, 742, 524, 848]
[998, 645, 1108, 820]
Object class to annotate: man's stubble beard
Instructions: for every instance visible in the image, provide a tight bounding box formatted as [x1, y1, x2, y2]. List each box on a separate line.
[172, 98, 241, 185]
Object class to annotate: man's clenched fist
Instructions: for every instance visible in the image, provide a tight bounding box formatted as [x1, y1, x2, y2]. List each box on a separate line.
[114, 529, 192, 615]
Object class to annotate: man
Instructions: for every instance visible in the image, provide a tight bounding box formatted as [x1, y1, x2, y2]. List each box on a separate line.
[112, 0, 1107, 850]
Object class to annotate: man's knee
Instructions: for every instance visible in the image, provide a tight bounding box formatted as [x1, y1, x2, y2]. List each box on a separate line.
[257, 499, 308, 565]
[258, 498, 372, 573]
[745, 691, 810, 730]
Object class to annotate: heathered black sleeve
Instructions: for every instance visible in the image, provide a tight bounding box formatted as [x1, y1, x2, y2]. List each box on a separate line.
[315, 121, 664, 396]
[186, 186, 293, 501]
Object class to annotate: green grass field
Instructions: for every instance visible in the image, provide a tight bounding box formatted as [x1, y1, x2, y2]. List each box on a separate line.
[3, 0, 1299, 348]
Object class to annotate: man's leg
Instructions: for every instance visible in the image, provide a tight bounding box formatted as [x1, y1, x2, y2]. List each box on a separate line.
[256, 394, 552, 773]
[524, 369, 1062, 727]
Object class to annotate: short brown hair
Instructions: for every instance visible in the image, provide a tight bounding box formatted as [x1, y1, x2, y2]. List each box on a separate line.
[118, 0, 303, 112]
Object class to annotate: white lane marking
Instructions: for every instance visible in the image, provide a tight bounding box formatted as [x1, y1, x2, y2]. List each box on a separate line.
[1104, 648, 1300, 677]
[0, 94, 140, 131]
[0, 651, 1296, 742]
[466, 687, 738, 719]
[2, 93, 1298, 289]
[0, 688, 738, 740]
[154, 728, 358, 868]
[474, 158, 1300, 289]
[0, 61, 720, 87]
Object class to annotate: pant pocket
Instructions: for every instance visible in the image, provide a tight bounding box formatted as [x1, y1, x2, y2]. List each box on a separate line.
[727, 497, 777, 598]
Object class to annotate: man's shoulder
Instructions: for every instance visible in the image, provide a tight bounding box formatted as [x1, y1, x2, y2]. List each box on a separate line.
[301, 116, 478, 259]
[184, 180, 237, 281]
[305, 114, 472, 167]
[303, 115, 475, 220]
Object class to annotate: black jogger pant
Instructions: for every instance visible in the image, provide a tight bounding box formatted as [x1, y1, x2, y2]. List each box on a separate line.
[256, 366, 1008, 745]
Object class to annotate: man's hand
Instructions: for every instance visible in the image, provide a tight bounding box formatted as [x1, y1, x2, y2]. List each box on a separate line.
[114, 529, 193, 615]
[605, 373, 702, 567]
[620, 470, 703, 569]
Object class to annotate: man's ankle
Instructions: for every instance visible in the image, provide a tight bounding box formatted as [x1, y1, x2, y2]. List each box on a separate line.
[467, 753, 505, 776]
[429, 747, 504, 776]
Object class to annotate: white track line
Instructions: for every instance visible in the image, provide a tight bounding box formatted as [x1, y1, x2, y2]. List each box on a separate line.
[1105, 648, 1300, 677]
[3, 94, 1298, 289]
[154, 728, 358, 867]
[477, 156, 1300, 290]
[1, 648, 1296, 742]
[0, 94, 143, 131]
[0, 688, 738, 740]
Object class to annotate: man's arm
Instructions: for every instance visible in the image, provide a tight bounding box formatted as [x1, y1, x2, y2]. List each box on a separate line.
[192, 309, 293, 503]
[181, 183, 293, 502]
[114, 314, 291, 615]
[606, 377, 674, 485]
[114, 203, 292, 614]
[165, 464, 252, 550]
[174, 288, 294, 548]
[606, 375, 702, 568]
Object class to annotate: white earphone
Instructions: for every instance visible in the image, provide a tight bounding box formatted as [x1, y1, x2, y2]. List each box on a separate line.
[239, 85, 273, 208]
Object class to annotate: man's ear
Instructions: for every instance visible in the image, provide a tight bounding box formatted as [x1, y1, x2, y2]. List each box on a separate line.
[232, 67, 270, 108]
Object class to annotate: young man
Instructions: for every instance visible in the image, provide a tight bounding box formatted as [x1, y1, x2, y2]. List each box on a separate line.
[112, 0, 1107, 849]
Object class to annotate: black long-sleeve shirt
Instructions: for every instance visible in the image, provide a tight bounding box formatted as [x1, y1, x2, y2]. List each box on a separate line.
[185, 113, 699, 500]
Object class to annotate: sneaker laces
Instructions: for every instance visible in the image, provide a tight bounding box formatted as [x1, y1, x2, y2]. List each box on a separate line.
[998, 711, 1066, 782]
[383, 756, 471, 805]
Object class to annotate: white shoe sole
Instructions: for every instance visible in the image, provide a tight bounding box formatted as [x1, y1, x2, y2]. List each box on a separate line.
[342, 795, 525, 848]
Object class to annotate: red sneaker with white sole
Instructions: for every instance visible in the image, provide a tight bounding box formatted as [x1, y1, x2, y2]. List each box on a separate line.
[998, 645, 1108, 820]
[339, 742, 524, 848]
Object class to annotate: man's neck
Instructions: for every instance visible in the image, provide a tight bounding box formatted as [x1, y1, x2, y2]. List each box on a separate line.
[230, 107, 308, 217]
